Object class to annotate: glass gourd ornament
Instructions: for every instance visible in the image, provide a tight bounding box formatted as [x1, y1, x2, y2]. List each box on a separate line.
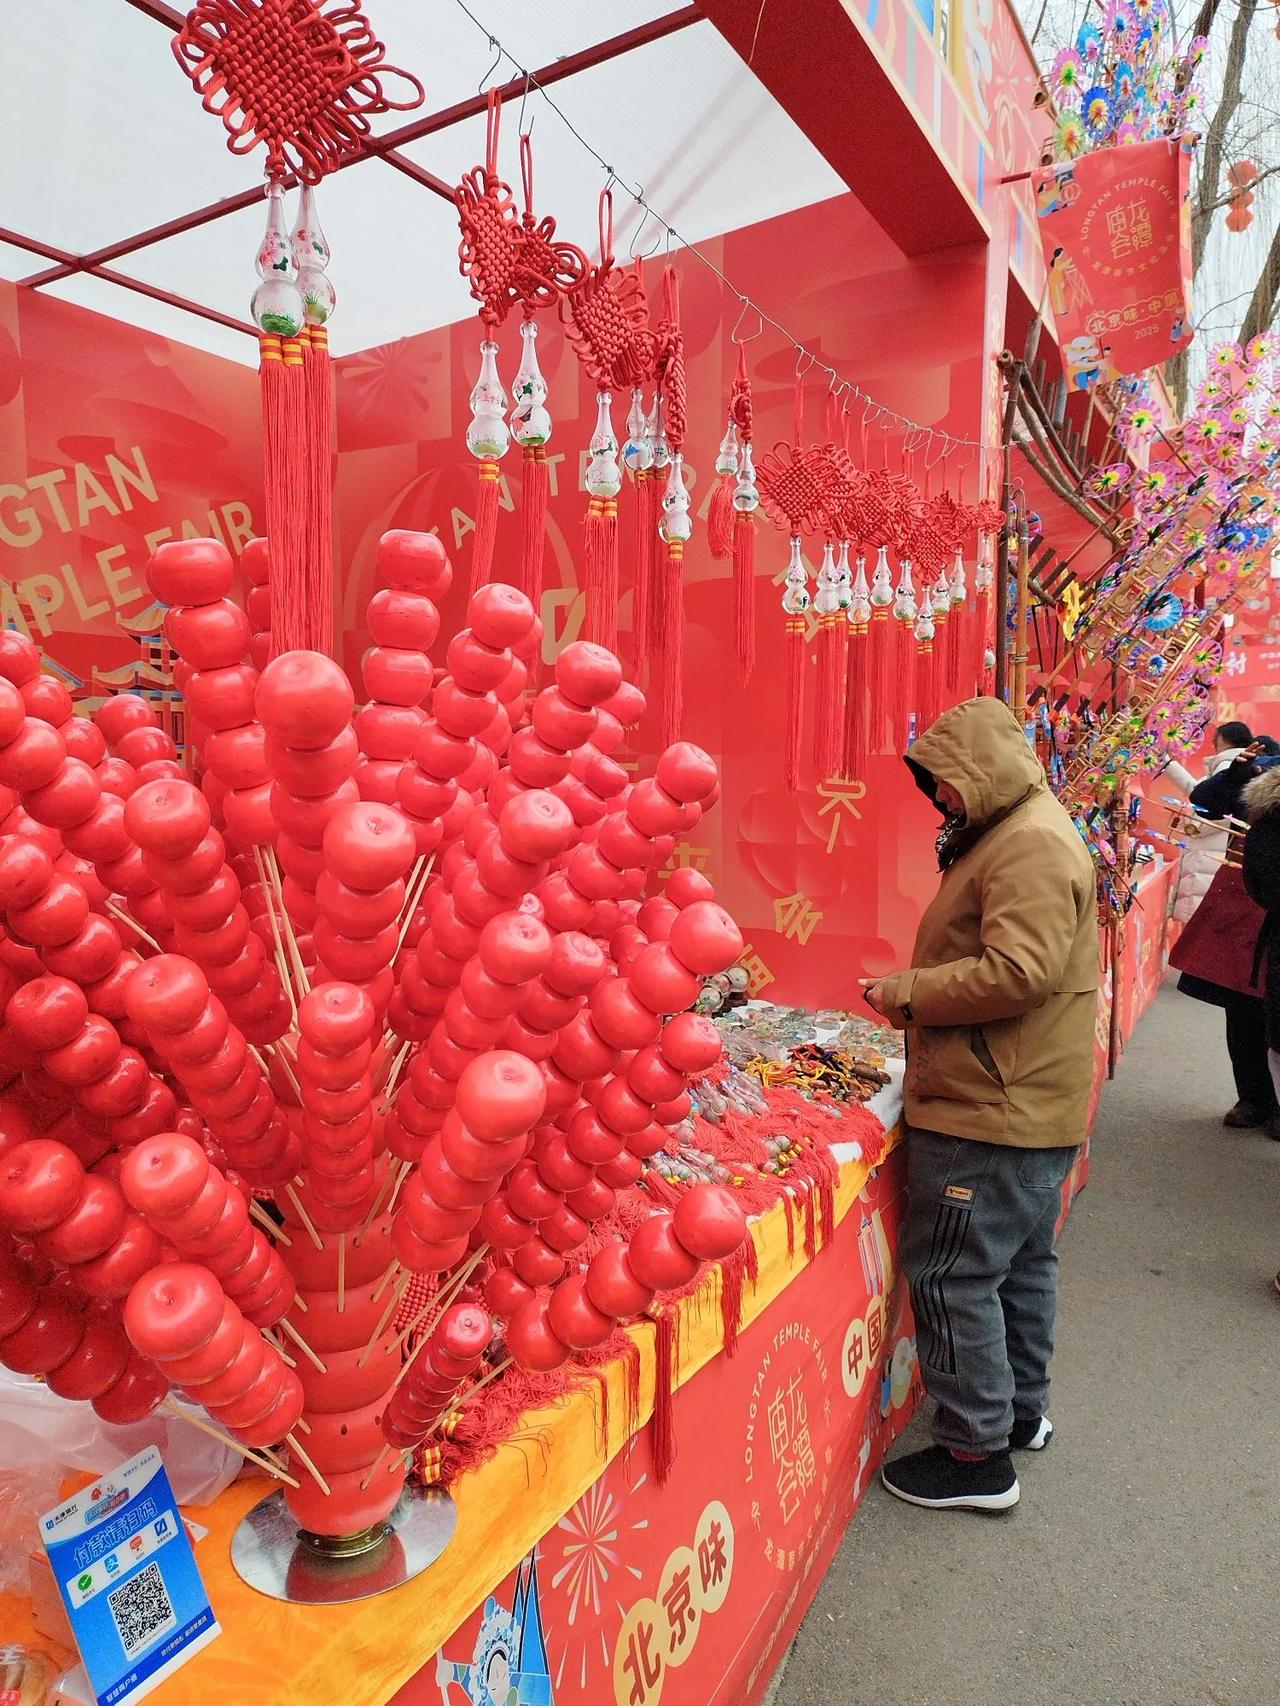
[659, 453, 692, 545]
[510, 321, 552, 449]
[893, 558, 917, 622]
[781, 537, 810, 615]
[870, 545, 895, 610]
[623, 389, 653, 475]
[734, 441, 759, 515]
[586, 392, 623, 499]
[834, 541, 854, 612]
[467, 341, 510, 462]
[290, 185, 336, 328]
[948, 549, 967, 610]
[850, 554, 872, 626]
[251, 183, 306, 337]
[814, 542, 840, 616]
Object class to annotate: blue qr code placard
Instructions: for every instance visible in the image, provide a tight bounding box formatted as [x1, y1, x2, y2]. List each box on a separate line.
[107, 1562, 177, 1660]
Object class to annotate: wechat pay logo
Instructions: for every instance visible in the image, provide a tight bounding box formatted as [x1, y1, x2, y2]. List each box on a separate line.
[78, 1572, 93, 1592]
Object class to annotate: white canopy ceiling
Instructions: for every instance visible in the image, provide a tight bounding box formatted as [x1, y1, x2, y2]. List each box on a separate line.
[0, 0, 845, 365]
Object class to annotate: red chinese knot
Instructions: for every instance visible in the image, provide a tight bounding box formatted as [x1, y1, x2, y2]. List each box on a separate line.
[172, 0, 424, 184]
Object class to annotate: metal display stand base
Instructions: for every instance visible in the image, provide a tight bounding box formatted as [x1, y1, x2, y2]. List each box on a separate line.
[230, 1483, 457, 1605]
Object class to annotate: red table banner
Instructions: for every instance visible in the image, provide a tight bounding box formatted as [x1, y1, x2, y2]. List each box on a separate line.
[1034, 137, 1193, 389]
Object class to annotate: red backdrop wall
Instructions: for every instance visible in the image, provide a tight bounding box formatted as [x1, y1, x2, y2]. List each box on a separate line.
[1, 190, 991, 1004]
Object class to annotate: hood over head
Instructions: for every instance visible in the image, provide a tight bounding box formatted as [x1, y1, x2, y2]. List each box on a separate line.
[905, 697, 1045, 824]
[1243, 766, 1280, 821]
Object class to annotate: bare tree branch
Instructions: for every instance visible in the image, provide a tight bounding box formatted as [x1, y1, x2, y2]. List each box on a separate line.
[1238, 216, 1280, 345]
[1199, 159, 1280, 214]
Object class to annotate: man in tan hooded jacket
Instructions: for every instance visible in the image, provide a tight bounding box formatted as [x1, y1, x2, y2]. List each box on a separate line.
[864, 697, 1098, 1513]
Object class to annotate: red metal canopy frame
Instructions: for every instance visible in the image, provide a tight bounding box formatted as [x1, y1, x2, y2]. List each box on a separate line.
[4, 2, 702, 344]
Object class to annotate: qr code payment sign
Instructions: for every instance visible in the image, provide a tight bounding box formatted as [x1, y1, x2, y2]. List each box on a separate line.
[108, 1561, 177, 1659]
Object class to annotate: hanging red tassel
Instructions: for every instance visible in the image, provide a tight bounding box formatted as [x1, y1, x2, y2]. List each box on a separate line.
[720, 1244, 748, 1359]
[519, 445, 548, 608]
[470, 461, 501, 594]
[300, 325, 335, 656]
[814, 614, 845, 779]
[844, 620, 868, 775]
[651, 1305, 678, 1484]
[643, 471, 665, 663]
[733, 510, 757, 682]
[631, 468, 653, 673]
[584, 496, 619, 653]
[261, 333, 309, 656]
[944, 596, 962, 698]
[707, 474, 735, 558]
[889, 615, 916, 749]
[661, 540, 685, 748]
[784, 615, 805, 793]
[866, 606, 892, 755]
[916, 638, 939, 732]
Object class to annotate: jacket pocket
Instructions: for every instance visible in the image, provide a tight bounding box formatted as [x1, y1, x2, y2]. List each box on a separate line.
[909, 1024, 1009, 1106]
[969, 1027, 1003, 1086]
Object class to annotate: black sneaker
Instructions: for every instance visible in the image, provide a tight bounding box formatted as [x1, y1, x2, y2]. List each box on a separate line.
[1010, 1416, 1053, 1451]
[1224, 1102, 1265, 1129]
[880, 1445, 1019, 1512]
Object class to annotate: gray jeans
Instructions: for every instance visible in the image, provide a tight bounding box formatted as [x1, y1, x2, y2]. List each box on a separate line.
[900, 1128, 1078, 1454]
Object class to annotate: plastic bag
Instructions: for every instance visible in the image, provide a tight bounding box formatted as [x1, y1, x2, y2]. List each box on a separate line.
[0, 1373, 241, 1507]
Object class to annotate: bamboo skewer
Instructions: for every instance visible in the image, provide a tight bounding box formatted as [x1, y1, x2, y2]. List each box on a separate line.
[279, 1317, 327, 1373]
[354, 1165, 399, 1247]
[104, 900, 161, 952]
[162, 1402, 300, 1488]
[386, 1158, 412, 1217]
[357, 1271, 411, 1368]
[427, 1355, 513, 1434]
[286, 1431, 331, 1496]
[262, 845, 311, 997]
[394, 853, 435, 956]
[248, 1200, 292, 1246]
[253, 844, 300, 1021]
[370, 1258, 402, 1303]
[360, 1442, 393, 1491]
[283, 1183, 324, 1251]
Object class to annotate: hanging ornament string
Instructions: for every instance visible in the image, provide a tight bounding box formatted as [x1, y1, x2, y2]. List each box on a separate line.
[172, 0, 420, 655]
[455, 90, 521, 591]
[707, 340, 760, 684]
[562, 224, 657, 663]
[509, 126, 585, 615]
[655, 264, 692, 747]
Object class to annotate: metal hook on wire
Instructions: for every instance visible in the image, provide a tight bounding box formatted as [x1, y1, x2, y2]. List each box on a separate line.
[730, 296, 764, 344]
[794, 346, 816, 381]
[517, 70, 534, 136]
[627, 202, 662, 261]
[478, 36, 502, 94]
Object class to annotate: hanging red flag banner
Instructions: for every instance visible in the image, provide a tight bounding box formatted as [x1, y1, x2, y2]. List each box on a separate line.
[1033, 137, 1193, 390]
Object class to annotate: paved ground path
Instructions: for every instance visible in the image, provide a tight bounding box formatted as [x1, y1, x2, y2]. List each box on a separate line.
[770, 984, 1280, 1706]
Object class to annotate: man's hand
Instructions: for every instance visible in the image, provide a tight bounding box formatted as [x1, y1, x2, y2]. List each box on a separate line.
[860, 978, 885, 1015]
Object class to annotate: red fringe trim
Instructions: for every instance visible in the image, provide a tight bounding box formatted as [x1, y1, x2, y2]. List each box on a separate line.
[471, 461, 501, 593]
[643, 476, 665, 664]
[843, 624, 868, 776]
[584, 496, 619, 654]
[784, 618, 805, 794]
[520, 446, 548, 608]
[889, 617, 916, 750]
[302, 328, 334, 656]
[813, 616, 847, 780]
[631, 471, 652, 675]
[660, 541, 684, 748]
[719, 1242, 747, 1359]
[733, 512, 756, 683]
[944, 600, 962, 699]
[261, 333, 308, 656]
[651, 1306, 678, 1485]
[707, 475, 734, 558]
[867, 608, 891, 756]
[916, 641, 939, 732]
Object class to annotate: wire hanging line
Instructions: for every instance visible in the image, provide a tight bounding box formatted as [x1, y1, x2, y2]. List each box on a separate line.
[448, 0, 1008, 462]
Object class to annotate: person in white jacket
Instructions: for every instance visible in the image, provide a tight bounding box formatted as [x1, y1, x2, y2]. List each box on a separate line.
[1167, 721, 1252, 926]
